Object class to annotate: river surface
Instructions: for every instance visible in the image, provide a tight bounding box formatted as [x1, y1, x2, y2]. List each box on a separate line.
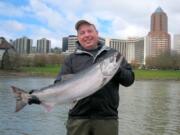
[0, 76, 179, 135]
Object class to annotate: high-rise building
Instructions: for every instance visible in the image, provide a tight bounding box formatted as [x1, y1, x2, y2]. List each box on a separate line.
[127, 38, 136, 63]
[67, 35, 77, 53]
[108, 38, 128, 59]
[37, 38, 51, 53]
[62, 37, 68, 52]
[107, 37, 145, 64]
[13, 36, 32, 54]
[134, 37, 145, 65]
[147, 7, 171, 57]
[174, 34, 180, 54]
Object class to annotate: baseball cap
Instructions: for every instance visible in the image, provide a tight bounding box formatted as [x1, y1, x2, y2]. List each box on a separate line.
[75, 20, 93, 31]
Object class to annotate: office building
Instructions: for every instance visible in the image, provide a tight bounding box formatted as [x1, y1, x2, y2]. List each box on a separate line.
[108, 38, 128, 59]
[126, 38, 136, 64]
[107, 37, 145, 64]
[67, 35, 77, 53]
[174, 34, 180, 54]
[37, 38, 51, 53]
[13, 36, 32, 54]
[62, 37, 68, 52]
[147, 7, 171, 57]
[107, 37, 136, 63]
[134, 37, 145, 65]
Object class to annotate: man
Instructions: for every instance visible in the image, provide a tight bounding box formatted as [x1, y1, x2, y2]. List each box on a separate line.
[55, 20, 135, 135]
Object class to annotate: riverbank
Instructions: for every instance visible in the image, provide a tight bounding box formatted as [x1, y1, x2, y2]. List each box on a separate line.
[0, 67, 180, 80]
[0, 65, 60, 77]
[135, 69, 180, 80]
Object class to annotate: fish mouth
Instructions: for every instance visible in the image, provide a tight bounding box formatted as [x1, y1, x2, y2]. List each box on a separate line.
[99, 52, 123, 77]
[99, 55, 118, 76]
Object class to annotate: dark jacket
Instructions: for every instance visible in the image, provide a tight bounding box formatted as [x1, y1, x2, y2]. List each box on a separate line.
[55, 42, 134, 119]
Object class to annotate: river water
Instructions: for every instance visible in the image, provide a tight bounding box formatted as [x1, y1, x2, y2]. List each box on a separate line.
[0, 76, 179, 135]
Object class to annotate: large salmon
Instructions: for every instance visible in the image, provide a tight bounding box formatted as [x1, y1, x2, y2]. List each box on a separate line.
[11, 52, 123, 112]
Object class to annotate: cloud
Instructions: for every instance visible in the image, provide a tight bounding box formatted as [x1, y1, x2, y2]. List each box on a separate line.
[0, 0, 180, 48]
[0, 20, 26, 31]
[29, 27, 62, 47]
[24, 24, 63, 47]
[0, 20, 27, 40]
[0, 1, 25, 17]
[163, 0, 180, 13]
[0, 19, 61, 47]
[42, 0, 84, 14]
[29, 0, 66, 30]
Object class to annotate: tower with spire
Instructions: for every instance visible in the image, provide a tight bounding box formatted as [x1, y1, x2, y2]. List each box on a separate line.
[146, 7, 171, 57]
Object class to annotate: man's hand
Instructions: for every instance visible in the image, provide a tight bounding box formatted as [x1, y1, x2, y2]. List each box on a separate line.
[29, 89, 37, 94]
[28, 95, 41, 105]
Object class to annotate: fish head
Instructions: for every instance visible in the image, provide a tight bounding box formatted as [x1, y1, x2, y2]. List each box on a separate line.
[100, 52, 123, 76]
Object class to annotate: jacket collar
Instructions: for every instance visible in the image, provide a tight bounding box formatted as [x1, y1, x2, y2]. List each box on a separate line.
[75, 41, 110, 63]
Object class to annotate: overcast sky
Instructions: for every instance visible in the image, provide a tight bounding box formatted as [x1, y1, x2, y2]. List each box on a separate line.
[0, 0, 180, 48]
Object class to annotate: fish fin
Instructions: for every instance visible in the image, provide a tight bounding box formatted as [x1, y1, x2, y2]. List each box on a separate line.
[41, 102, 55, 112]
[11, 86, 29, 112]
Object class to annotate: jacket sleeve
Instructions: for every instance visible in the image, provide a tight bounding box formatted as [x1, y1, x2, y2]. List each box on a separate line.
[114, 56, 135, 87]
[54, 55, 73, 84]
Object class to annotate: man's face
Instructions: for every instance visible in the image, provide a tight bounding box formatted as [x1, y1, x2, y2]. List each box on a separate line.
[77, 24, 99, 50]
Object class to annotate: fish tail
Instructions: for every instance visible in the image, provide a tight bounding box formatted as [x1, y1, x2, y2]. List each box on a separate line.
[11, 86, 29, 112]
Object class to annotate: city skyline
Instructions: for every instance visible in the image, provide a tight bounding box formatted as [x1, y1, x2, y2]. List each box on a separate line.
[0, 0, 180, 48]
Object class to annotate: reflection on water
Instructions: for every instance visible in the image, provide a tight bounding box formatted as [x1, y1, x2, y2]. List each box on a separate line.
[0, 76, 67, 135]
[118, 81, 180, 135]
[0, 76, 180, 135]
